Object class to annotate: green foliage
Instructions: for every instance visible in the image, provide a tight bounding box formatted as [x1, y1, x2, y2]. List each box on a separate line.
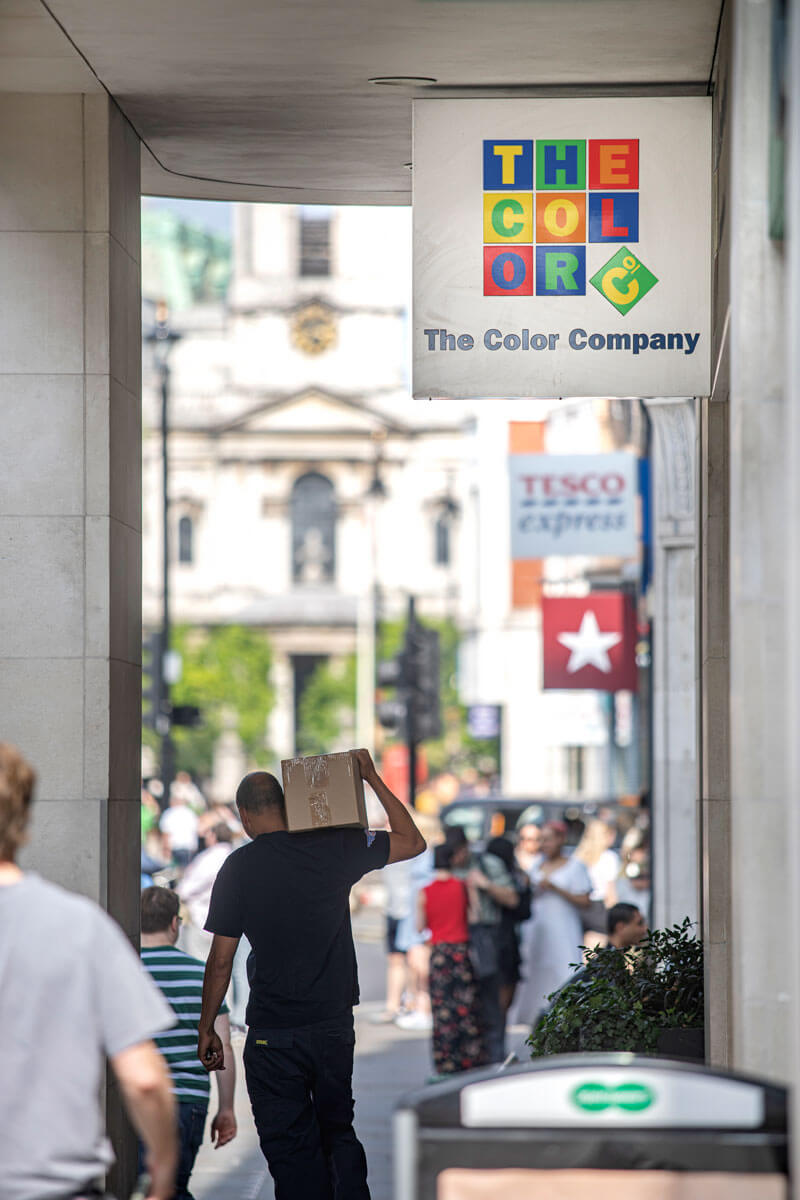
[529, 918, 704, 1057]
[289, 615, 500, 775]
[297, 656, 357, 756]
[143, 624, 275, 777]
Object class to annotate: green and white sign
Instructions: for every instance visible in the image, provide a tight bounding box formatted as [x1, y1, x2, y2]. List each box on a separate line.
[460, 1066, 764, 1128]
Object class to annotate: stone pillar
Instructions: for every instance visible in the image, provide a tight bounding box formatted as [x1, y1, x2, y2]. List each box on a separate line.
[727, 0, 790, 1079]
[269, 651, 295, 765]
[0, 94, 141, 926]
[699, 0, 733, 1070]
[0, 93, 142, 1192]
[644, 397, 698, 930]
[698, 392, 731, 1067]
[785, 0, 800, 1179]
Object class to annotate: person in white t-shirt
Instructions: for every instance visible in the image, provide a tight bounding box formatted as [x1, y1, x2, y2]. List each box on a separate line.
[160, 794, 200, 868]
[177, 821, 234, 959]
[0, 742, 178, 1200]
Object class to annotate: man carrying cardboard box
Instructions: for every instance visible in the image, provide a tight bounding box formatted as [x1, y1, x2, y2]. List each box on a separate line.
[197, 748, 426, 1200]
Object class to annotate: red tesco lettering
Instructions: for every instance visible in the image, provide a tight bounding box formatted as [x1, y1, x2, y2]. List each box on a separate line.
[519, 472, 626, 497]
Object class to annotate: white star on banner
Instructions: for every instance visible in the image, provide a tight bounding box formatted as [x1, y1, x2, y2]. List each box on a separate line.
[556, 610, 622, 674]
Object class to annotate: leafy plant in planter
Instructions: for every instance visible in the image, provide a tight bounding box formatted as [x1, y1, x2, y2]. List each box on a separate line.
[528, 918, 704, 1058]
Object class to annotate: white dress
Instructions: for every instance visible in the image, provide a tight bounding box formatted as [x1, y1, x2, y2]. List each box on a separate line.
[512, 855, 592, 1024]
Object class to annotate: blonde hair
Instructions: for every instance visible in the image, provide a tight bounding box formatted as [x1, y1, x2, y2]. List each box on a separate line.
[0, 743, 36, 860]
[574, 818, 616, 867]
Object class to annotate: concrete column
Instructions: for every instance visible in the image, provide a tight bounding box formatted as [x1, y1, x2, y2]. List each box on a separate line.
[0, 94, 141, 936]
[269, 650, 295, 765]
[785, 0, 800, 1177]
[728, 0, 790, 1078]
[698, 392, 731, 1066]
[700, 0, 733, 1070]
[644, 397, 698, 929]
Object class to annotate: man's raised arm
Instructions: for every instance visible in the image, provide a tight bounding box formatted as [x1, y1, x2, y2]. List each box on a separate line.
[355, 748, 426, 864]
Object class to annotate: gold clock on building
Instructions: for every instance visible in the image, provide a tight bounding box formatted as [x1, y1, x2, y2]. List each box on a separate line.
[290, 302, 338, 355]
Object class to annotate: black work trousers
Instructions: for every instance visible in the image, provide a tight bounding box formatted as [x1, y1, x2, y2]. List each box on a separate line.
[477, 972, 506, 1063]
[243, 1011, 370, 1200]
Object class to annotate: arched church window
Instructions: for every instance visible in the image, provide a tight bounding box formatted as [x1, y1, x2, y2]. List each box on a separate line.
[178, 515, 194, 564]
[434, 513, 451, 566]
[291, 473, 336, 584]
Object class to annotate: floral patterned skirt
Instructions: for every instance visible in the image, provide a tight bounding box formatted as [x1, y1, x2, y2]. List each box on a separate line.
[429, 941, 486, 1074]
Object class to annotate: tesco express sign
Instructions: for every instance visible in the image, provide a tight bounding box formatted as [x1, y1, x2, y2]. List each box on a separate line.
[510, 452, 638, 559]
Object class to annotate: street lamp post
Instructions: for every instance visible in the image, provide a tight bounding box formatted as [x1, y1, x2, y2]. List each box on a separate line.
[356, 452, 387, 750]
[145, 301, 181, 803]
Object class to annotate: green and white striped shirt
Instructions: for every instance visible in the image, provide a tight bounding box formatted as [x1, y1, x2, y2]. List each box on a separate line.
[141, 945, 228, 1105]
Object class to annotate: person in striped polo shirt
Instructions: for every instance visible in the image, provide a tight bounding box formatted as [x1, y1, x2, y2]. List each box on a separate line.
[141, 887, 237, 1199]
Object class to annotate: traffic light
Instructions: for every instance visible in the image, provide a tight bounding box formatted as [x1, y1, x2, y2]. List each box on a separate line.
[171, 704, 203, 728]
[375, 624, 441, 741]
[376, 655, 406, 689]
[377, 653, 408, 733]
[142, 631, 164, 732]
[406, 624, 442, 741]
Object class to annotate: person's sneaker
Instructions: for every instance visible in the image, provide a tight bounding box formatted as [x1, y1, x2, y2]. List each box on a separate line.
[368, 1009, 401, 1025]
[395, 1009, 433, 1031]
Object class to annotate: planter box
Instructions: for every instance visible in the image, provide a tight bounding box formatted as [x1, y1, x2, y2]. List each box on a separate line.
[575, 1026, 705, 1060]
[656, 1025, 705, 1062]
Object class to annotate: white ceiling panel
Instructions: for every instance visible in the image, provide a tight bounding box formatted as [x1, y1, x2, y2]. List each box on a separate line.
[7, 0, 722, 202]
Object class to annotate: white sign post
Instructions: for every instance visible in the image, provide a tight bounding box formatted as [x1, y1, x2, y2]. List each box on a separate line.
[510, 452, 638, 558]
[413, 97, 711, 400]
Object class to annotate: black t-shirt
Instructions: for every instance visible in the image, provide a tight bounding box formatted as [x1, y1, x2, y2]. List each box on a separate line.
[205, 827, 390, 1028]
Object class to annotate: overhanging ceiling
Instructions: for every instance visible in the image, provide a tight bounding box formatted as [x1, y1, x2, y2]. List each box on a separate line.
[2, 0, 722, 204]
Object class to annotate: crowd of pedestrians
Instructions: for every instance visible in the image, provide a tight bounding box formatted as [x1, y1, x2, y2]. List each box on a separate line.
[384, 805, 651, 1077]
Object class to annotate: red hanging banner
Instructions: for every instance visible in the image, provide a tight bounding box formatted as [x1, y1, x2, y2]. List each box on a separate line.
[542, 593, 638, 692]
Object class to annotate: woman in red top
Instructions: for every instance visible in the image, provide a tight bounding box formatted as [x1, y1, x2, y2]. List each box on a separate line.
[418, 842, 486, 1075]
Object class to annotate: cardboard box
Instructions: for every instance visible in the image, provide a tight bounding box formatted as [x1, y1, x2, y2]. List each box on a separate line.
[281, 751, 368, 832]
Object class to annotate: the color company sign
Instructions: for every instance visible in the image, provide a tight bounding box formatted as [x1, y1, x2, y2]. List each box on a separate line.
[413, 98, 711, 400]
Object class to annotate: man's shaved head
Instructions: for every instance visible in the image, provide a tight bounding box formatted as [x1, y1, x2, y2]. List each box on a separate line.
[236, 771, 286, 819]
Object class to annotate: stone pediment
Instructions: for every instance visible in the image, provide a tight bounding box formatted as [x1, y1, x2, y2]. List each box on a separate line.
[218, 390, 407, 436]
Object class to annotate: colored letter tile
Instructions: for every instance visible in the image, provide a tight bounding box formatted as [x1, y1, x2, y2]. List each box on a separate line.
[588, 193, 639, 242]
[484, 193, 533, 243]
[483, 140, 533, 190]
[536, 140, 586, 190]
[484, 245, 534, 296]
[536, 193, 586, 243]
[535, 245, 586, 295]
[588, 139, 639, 189]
